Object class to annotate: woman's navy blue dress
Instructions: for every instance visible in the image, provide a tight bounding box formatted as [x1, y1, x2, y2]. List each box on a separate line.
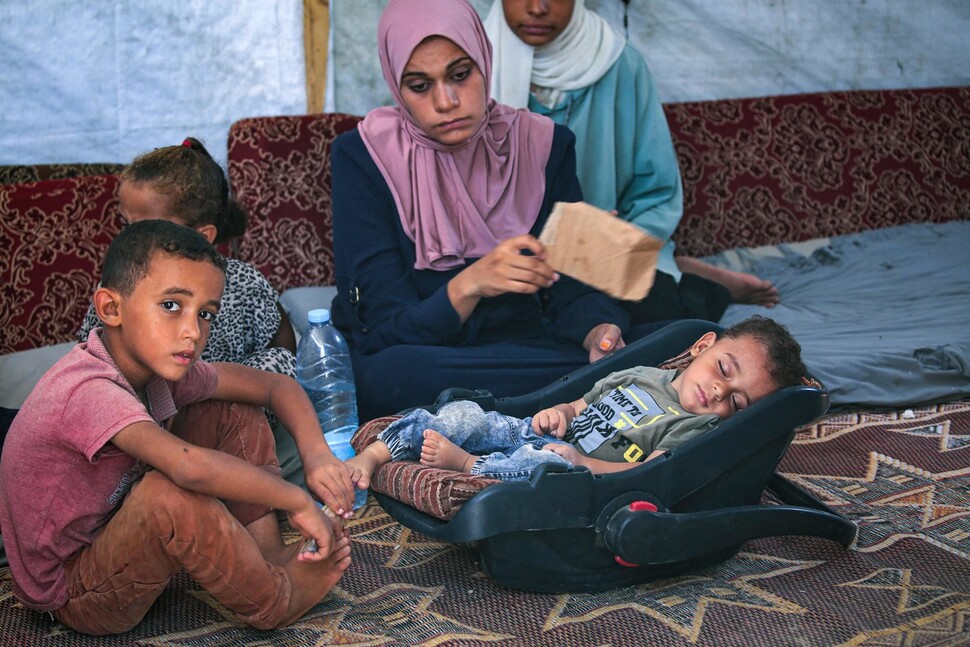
[331, 124, 658, 419]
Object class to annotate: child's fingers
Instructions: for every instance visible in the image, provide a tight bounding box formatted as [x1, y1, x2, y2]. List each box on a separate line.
[295, 509, 340, 562]
[532, 412, 551, 435]
[314, 473, 354, 519]
[328, 464, 357, 514]
[298, 528, 341, 562]
[531, 416, 543, 434]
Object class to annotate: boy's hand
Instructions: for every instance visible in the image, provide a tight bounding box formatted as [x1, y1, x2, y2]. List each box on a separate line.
[288, 499, 343, 563]
[532, 407, 568, 438]
[303, 454, 357, 519]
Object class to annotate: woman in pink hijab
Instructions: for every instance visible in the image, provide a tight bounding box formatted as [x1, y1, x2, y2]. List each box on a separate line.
[330, 0, 657, 420]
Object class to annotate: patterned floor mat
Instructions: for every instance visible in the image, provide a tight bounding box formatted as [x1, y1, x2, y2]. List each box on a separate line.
[1, 401, 968, 646]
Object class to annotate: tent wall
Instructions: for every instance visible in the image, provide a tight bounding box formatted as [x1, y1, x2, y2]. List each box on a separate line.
[1, 0, 968, 168]
[0, 0, 305, 167]
[331, 0, 970, 114]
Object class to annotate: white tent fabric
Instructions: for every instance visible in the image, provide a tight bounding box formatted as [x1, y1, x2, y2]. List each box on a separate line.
[1, 0, 969, 168]
[0, 0, 306, 168]
[329, 0, 970, 115]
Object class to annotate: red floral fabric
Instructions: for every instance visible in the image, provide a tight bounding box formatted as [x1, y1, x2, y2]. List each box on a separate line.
[9, 88, 966, 356]
[0, 163, 125, 187]
[666, 86, 970, 257]
[227, 113, 363, 294]
[0, 175, 123, 354]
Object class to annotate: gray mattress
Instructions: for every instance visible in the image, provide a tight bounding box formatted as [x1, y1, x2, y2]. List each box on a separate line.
[707, 221, 970, 407]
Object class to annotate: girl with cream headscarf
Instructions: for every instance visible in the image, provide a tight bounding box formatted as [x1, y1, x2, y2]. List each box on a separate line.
[485, 0, 779, 324]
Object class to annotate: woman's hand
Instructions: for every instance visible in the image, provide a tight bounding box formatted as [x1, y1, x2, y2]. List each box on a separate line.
[584, 323, 625, 362]
[447, 234, 559, 322]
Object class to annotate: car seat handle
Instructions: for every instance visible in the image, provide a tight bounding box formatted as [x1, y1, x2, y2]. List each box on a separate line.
[604, 504, 857, 567]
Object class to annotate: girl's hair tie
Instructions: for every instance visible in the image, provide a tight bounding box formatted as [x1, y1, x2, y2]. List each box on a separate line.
[182, 138, 193, 148]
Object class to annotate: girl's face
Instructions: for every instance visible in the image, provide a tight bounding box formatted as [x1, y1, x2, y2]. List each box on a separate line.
[399, 36, 487, 146]
[502, 0, 575, 47]
[119, 181, 179, 225]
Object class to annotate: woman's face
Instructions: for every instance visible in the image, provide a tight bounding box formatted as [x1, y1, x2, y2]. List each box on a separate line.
[399, 36, 487, 146]
[502, 0, 575, 47]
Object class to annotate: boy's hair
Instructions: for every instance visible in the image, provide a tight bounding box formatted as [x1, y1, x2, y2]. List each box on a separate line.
[121, 137, 248, 244]
[720, 315, 806, 389]
[101, 220, 227, 296]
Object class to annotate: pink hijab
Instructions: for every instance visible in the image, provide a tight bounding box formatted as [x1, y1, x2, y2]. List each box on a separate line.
[359, 0, 555, 270]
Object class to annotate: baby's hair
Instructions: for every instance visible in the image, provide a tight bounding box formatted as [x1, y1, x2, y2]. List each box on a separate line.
[121, 137, 248, 244]
[720, 315, 806, 390]
[101, 220, 227, 296]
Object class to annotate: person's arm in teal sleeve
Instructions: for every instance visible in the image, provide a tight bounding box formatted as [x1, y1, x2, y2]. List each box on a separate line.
[616, 49, 684, 244]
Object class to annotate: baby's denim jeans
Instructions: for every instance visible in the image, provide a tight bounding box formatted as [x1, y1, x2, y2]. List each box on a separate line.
[378, 400, 572, 481]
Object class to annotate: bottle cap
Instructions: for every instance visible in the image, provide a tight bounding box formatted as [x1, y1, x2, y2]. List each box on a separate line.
[307, 308, 331, 324]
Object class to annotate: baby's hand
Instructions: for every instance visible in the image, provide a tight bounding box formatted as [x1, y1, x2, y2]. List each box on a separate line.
[532, 407, 567, 438]
[542, 442, 582, 464]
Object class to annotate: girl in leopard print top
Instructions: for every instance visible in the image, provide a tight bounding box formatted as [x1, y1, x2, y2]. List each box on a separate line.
[77, 138, 296, 377]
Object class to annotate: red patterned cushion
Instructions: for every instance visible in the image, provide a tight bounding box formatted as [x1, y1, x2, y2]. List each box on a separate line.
[227, 113, 363, 294]
[0, 175, 123, 354]
[351, 353, 698, 520]
[666, 86, 970, 257]
[352, 417, 501, 520]
[0, 163, 126, 186]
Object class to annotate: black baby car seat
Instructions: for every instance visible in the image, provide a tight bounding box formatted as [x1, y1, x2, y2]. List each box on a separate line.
[373, 320, 856, 593]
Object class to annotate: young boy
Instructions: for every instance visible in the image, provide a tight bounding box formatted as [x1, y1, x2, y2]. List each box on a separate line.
[0, 220, 356, 635]
[347, 316, 806, 484]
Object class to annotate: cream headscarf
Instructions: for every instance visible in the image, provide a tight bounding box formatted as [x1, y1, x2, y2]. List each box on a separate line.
[484, 0, 625, 109]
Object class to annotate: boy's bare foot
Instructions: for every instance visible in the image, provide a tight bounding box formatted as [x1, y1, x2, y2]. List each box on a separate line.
[676, 256, 780, 307]
[278, 529, 352, 627]
[420, 429, 477, 473]
[344, 442, 390, 490]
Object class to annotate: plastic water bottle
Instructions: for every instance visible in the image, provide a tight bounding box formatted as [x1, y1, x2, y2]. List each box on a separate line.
[295, 308, 367, 510]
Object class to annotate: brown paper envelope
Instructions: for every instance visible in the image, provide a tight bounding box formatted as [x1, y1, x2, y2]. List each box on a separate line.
[538, 201, 663, 301]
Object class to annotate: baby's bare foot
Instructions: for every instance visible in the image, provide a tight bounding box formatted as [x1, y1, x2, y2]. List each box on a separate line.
[344, 442, 390, 490]
[420, 429, 477, 473]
